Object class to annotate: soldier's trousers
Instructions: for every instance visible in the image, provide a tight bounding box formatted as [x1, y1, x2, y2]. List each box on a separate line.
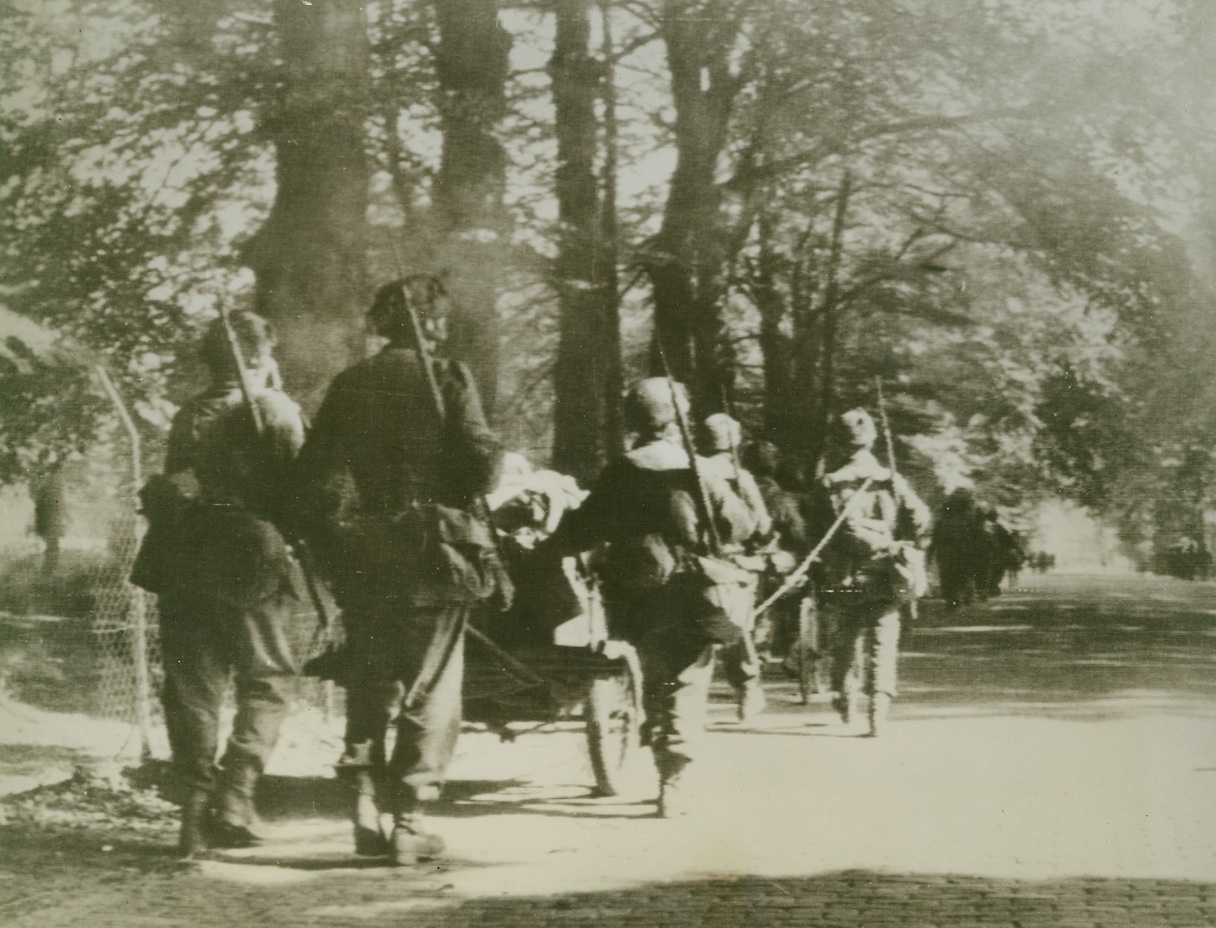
[826, 601, 901, 699]
[338, 602, 468, 810]
[157, 588, 299, 797]
[609, 586, 717, 784]
[715, 575, 760, 692]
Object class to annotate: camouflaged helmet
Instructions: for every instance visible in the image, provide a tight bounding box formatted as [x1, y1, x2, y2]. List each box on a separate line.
[624, 377, 691, 436]
[199, 310, 277, 377]
[368, 275, 448, 344]
[699, 412, 742, 454]
[840, 407, 878, 449]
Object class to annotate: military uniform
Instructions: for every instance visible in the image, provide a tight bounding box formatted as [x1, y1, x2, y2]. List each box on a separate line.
[931, 488, 982, 608]
[745, 442, 812, 665]
[698, 414, 771, 721]
[294, 331, 502, 863]
[134, 373, 306, 854]
[543, 381, 757, 815]
[812, 410, 930, 736]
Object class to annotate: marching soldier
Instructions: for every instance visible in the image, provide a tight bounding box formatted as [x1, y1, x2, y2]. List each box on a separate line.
[811, 408, 930, 737]
[541, 379, 757, 816]
[697, 413, 771, 721]
[293, 277, 505, 866]
[132, 310, 305, 857]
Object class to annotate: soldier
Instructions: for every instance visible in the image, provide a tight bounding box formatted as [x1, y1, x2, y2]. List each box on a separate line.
[931, 488, 981, 609]
[743, 441, 811, 667]
[811, 408, 930, 737]
[32, 464, 67, 575]
[293, 277, 504, 866]
[697, 413, 771, 721]
[979, 509, 1021, 596]
[541, 378, 757, 817]
[131, 310, 305, 858]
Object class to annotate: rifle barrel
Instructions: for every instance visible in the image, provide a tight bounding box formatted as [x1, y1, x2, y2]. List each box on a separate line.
[219, 304, 264, 436]
[657, 344, 722, 555]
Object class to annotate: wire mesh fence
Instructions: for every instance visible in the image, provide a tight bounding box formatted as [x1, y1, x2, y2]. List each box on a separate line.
[0, 374, 340, 765]
[86, 498, 160, 734]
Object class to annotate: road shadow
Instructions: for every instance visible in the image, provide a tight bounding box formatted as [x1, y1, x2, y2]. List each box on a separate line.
[252, 773, 647, 826]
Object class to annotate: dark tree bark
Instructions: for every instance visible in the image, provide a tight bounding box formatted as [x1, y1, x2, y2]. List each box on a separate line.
[805, 171, 852, 471]
[549, 0, 623, 484]
[244, 0, 372, 412]
[432, 0, 511, 413]
[752, 213, 796, 442]
[748, 174, 852, 472]
[645, 0, 744, 409]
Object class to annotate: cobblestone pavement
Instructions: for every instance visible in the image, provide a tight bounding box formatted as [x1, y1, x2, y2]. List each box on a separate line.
[2, 573, 1215, 927]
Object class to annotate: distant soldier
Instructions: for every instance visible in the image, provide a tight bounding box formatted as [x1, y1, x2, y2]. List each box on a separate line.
[979, 510, 1023, 596]
[293, 277, 505, 866]
[931, 488, 981, 609]
[743, 440, 810, 665]
[32, 465, 67, 575]
[697, 413, 771, 721]
[811, 409, 930, 737]
[542, 378, 757, 816]
[131, 311, 305, 858]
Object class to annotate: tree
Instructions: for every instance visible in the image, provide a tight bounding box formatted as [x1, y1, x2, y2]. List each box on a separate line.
[243, 0, 373, 408]
[549, 0, 623, 483]
[431, 0, 512, 411]
[642, 0, 749, 406]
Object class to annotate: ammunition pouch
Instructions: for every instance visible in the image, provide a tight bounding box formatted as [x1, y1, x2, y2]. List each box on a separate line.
[334, 503, 512, 608]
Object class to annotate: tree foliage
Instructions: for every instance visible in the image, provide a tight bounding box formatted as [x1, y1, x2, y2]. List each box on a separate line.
[2, 0, 1214, 550]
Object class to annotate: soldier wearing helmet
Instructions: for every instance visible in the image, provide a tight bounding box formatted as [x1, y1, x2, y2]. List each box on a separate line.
[293, 277, 504, 866]
[542, 378, 757, 817]
[811, 407, 930, 736]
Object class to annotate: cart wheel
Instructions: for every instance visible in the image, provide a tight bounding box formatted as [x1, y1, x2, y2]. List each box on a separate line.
[585, 658, 641, 797]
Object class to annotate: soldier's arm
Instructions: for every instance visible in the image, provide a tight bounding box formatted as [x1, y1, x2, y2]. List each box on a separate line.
[703, 469, 757, 548]
[542, 459, 628, 555]
[737, 469, 773, 542]
[255, 389, 307, 526]
[442, 360, 503, 501]
[290, 380, 355, 543]
[256, 390, 306, 465]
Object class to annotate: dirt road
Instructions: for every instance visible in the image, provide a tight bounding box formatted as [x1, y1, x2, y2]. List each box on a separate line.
[2, 573, 1214, 927]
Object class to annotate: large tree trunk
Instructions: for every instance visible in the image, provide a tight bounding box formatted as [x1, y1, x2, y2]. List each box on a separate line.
[804, 171, 852, 472]
[549, 0, 622, 483]
[645, 0, 742, 409]
[244, 0, 372, 412]
[432, 0, 511, 413]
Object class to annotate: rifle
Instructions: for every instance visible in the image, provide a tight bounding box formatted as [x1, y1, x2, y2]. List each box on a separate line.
[389, 273, 515, 656]
[403, 278, 448, 422]
[874, 376, 921, 641]
[873, 377, 901, 506]
[657, 342, 722, 556]
[217, 305, 331, 632]
[219, 304, 264, 435]
[750, 475, 874, 619]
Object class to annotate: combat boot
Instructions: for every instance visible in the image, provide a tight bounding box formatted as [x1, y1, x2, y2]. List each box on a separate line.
[868, 693, 892, 738]
[656, 778, 692, 819]
[389, 811, 445, 866]
[209, 755, 263, 848]
[831, 692, 856, 725]
[350, 770, 388, 857]
[736, 681, 767, 723]
[177, 790, 211, 859]
[655, 754, 693, 819]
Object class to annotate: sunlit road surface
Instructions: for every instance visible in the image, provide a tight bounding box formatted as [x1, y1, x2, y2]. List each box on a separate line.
[3, 572, 1215, 927]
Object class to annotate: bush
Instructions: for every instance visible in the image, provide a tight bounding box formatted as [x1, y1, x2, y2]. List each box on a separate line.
[0, 551, 102, 618]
